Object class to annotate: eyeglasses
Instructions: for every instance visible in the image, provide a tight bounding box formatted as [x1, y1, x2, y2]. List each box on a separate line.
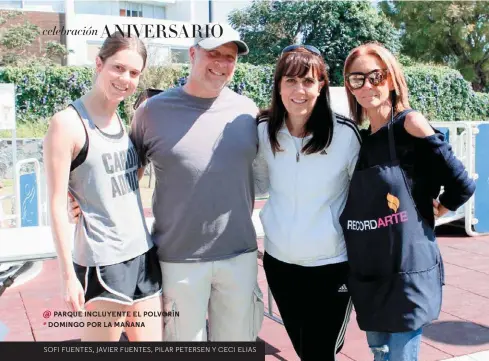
[281, 44, 321, 56]
[346, 69, 388, 90]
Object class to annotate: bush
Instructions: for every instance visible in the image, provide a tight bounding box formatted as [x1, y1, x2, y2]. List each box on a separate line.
[122, 64, 184, 121]
[0, 65, 94, 124]
[0, 65, 183, 125]
[0, 62, 487, 130]
[404, 65, 489, 121]
[166, 63, 274, 109]
[473, 92, 489, 118]
[228, 63, 274, 109]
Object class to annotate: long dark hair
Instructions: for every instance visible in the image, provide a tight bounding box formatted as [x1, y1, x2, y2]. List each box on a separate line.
[259, 48, 334, 155]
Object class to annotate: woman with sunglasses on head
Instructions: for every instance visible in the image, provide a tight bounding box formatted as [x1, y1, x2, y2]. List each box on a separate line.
[254, 44, 360, 360]
[339, 42, 476, 360]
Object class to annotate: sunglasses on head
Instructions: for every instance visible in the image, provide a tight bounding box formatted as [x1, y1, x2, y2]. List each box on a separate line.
[281, 44, 321, 56]
[346, 69, 388, 90]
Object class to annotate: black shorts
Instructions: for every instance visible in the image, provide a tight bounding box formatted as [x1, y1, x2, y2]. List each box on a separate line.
[73, 247, 162, 306]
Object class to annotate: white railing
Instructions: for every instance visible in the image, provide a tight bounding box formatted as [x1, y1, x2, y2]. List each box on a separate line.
[431, 121, 485, 237]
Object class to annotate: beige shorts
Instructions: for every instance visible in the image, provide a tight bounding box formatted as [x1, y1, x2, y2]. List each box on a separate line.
[159, 250, 264, 341]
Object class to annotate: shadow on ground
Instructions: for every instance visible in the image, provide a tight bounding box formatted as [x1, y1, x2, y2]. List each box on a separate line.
[257, 337, 289, 360]
[423, 321, 489, 346]
[435, 221, 471, 238]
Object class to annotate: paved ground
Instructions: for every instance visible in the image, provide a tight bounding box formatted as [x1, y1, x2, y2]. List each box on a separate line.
[1, 211, 489, 360]
[256, 226, 489, 361]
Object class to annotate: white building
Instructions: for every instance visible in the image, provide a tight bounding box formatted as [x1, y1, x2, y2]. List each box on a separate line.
[0, 0, 252, 65]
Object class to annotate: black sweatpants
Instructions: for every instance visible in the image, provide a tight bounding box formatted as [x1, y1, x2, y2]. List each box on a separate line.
[263, 252, 352, 361]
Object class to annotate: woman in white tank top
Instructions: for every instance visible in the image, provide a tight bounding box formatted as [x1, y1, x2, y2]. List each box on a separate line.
[43, 32, 163, 342]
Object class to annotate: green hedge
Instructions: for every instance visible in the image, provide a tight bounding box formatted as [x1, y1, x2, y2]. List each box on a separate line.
[404, 66, 489, 121]
[0, 63, 487, 127]
[0, 66, 94, 123]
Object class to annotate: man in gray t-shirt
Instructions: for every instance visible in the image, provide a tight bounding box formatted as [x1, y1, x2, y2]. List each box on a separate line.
[130, 25, 264, 341]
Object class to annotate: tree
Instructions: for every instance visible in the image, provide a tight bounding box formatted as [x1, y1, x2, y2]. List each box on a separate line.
[2, 23, 40, 48]
[0, 10, 69, 66]
[379, 1, 489, 92]
[228, 0, 401, 85]
[0, 11, 40, 65]
[44, 40, 71, 63]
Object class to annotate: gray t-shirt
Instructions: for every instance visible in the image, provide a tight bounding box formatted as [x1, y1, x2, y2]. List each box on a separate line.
[130, 86, 259, 262]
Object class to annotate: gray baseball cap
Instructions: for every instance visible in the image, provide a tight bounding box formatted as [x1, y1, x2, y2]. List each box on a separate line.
[194, 23, 249, 55]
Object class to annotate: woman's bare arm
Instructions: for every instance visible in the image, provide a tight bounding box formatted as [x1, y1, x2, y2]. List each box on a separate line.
[43, 110, 78, 283]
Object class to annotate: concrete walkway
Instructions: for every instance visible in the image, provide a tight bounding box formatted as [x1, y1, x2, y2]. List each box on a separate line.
[1, 209, 489, 360]
[255, 220, 489, 361]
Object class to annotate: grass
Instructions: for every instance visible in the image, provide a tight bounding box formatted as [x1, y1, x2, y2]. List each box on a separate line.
[0, 179, 13, 188]
[0, 122, 49, 138]
[0, 180, 14, 226]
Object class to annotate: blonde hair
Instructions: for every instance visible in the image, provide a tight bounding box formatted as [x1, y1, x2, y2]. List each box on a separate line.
[343, 42, 410, 126]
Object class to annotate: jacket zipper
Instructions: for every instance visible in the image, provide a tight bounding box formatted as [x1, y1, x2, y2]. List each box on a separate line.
[291, 134, 299, 256]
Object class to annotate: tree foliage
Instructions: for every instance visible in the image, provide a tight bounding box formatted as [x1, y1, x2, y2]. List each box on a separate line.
[1, 23, 40, 50]
[2, 62, 487, 129]
[379, 1, 489, 92]
[0, 10, 69, 66]
[229, 0, 401, 85]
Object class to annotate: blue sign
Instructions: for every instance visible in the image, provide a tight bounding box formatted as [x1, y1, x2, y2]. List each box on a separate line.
[474, 123, 489, 233]
[19, 172, 38, 227]
[0, 321, 8, 341]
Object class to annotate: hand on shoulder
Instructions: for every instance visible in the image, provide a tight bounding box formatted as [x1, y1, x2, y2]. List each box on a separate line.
[404, 111, 435, 138]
